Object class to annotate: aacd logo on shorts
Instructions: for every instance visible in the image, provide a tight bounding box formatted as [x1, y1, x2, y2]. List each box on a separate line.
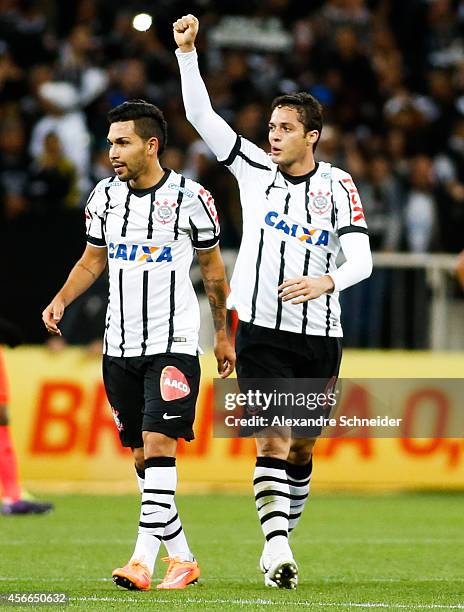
[160, 366, 191, 401]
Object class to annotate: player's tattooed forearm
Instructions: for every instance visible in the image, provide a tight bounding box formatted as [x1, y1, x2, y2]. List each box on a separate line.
[203, 278, 227, 332]
[77, 262, 97, 280]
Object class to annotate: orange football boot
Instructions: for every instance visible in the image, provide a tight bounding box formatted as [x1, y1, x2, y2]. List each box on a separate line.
[112, 560, 151, 590]
[156, 556, 200, 590]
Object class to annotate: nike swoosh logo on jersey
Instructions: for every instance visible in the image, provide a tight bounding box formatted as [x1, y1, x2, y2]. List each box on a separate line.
[142, 510, 161, 517]
[163, 413, 182, 420]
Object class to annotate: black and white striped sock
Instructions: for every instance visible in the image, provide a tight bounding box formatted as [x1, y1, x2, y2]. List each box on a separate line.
[287, 458, 312, 534]
[163, 500, 193, 562]
[254, 456, 290, 557]
[131, 457, 176, 574]
[134, 465, 193, 562]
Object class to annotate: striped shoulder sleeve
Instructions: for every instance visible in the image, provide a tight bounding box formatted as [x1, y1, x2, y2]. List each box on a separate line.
[85, 177, 114, 248]
[331, 167, 368, 237]
[220, 135, 272, 179]
[182, 179, 220, 250]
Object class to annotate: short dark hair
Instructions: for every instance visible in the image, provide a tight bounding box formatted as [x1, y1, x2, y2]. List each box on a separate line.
[271, 92, 323, 150]
[107, 99, 168, 155]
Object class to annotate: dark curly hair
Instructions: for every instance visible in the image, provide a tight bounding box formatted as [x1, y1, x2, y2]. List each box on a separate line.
[107, 99, 168, 155]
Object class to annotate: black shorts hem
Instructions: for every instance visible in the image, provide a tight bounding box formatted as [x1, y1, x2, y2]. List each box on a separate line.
[142, 423, 195, 442]
[119, 432, 143, 448]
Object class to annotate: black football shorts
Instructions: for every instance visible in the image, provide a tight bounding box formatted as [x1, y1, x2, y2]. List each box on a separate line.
[235, 321, 342, 437]
[102, 353, 200, 447]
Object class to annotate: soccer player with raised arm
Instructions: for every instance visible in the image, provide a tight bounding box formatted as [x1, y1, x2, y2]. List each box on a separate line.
[42, 99, 235, 591]
[173, 15, 373, 589]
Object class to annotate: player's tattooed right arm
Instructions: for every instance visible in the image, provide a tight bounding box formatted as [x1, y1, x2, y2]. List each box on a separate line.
[197, 245, 236, 377]
[197, 246, 228, 333]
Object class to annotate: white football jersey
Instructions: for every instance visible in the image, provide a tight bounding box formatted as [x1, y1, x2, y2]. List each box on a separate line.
[85, 169, 219, 357]
[222, 136, 368, 336]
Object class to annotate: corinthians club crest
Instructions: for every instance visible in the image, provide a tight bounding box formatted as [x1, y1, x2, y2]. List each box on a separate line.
[154, 199, 177, 224]
[111, 407, 124, 432]
[308, 190, 332, 215]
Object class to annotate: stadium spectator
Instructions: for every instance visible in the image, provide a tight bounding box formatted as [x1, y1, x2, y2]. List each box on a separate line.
[342, 154, 403, 346]
[28, 131, 79, 214]
[358, 155, 403, 252]
[0, 119, 31, 222]
[56, 24, 108, 107]
[404, 155, 439, 253]
[29, 80, 91, 199]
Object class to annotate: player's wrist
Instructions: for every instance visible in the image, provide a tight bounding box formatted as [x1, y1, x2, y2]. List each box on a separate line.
[323, 275, 335, 294]
[52, 292, 66, 308]
[177, 43, 195, 53]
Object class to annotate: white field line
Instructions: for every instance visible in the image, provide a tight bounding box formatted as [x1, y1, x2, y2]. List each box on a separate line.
[2, 538, 463, 546]
[0, 577, 463, 584]
[67, 597, 464, 609]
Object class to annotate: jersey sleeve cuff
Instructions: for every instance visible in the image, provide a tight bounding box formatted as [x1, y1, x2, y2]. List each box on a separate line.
[193, 237, 220, 251]
[338, 226, 369, 238]
[175, 48, 198, 60]
[327, 271, 340, 293]
[87, 235, 106, 247]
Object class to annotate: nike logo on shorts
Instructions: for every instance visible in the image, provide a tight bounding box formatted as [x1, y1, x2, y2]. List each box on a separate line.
[163, 413, 182, 420]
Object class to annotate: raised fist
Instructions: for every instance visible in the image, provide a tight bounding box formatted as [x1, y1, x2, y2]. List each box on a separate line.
[173, 14, 199, 52]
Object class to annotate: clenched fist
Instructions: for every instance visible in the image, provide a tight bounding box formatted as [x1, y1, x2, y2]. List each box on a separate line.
[173, 14, 199, 52]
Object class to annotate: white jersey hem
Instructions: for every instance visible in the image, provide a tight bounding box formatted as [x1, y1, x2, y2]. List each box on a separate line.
[236, 315, 343, 338]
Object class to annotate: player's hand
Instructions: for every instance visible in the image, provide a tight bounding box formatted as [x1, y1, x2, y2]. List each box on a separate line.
[173, 14, 199, 52]
[42, 296, 65, 335]
[214, 331, 236, 378]
[278, 275, 334, 304]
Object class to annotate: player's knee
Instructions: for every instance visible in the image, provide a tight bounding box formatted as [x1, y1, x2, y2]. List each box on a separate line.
[0, 404, 9, 426]
[131, 447, 145, 471]
[256, 438, 289, 459]
[288, 439, 315, 464]
[143, 431, 177, 459]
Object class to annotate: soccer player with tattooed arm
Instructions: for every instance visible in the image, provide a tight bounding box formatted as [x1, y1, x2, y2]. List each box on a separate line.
[173, 15, 373, 589]
[42, 99, 235, 591]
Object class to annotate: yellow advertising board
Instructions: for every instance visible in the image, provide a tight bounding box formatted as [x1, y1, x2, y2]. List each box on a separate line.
[3, 347, 464, 492]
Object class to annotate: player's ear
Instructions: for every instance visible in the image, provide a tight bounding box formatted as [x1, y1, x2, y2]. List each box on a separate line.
[306, 130, 319, 146]
[147, 136, 159, 157]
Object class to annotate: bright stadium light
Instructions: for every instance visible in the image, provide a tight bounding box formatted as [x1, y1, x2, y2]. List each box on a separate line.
[133, 13, 152, 32]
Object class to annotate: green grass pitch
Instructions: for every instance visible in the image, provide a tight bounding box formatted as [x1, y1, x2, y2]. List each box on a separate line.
[1, 492, 463, 611]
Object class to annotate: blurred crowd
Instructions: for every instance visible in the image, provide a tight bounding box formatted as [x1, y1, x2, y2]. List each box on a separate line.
[2, 0, 464, 250]
[1, 0, 464, 344]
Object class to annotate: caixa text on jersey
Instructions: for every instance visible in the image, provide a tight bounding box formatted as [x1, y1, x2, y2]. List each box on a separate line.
[265, 211, 329, 246]
[108, 242, 172, 263]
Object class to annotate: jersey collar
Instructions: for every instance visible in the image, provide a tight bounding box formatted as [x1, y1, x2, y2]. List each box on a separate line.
[128, 168, 171, 197]
[279, 162, 319, 185]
